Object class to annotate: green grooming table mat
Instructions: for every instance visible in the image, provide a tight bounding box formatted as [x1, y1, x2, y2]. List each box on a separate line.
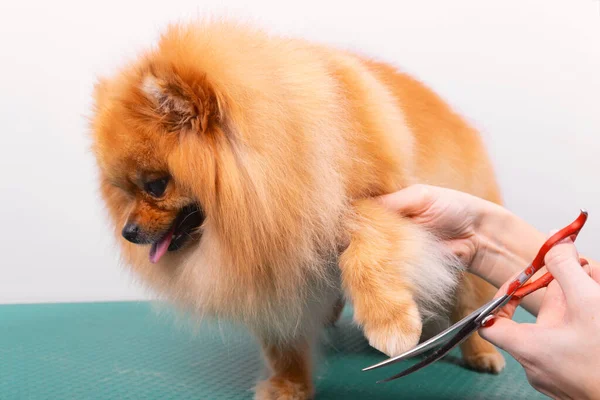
[0, 302, 544, 399]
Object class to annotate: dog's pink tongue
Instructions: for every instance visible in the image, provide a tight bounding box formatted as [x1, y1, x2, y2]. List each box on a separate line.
[149, 229, 174, 264]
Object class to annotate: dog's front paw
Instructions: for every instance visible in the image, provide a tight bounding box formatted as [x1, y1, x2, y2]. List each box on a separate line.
[363, 307, 422, 357]
[254, 378, 313, 400]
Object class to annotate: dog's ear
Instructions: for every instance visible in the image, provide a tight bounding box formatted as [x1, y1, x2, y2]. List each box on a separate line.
[92, 77, 110, 109]
[141, 72, 223, 133]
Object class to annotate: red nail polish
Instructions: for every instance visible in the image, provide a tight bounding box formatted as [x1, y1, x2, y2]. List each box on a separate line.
[482, 317, 495, 328]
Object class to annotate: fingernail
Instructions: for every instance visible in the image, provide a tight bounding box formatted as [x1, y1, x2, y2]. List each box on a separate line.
[581, 258, 592, 276]
[482, 317, 496, 328]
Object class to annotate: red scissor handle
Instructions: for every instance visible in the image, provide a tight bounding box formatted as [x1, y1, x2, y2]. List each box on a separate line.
[513, 257, 589, 299]
[507, 210, 588, 299]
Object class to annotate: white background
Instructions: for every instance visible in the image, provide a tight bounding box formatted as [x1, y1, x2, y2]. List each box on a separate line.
[1, 0, 598, 304]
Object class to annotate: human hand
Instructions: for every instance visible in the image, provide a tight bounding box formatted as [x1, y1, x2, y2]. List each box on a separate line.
[480, 237, 600, 399]
[378, 184, 550, 306]
[377, 184, 491, 267]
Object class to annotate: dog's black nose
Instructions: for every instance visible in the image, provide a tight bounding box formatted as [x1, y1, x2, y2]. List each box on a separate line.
[122, 223, 142, 244]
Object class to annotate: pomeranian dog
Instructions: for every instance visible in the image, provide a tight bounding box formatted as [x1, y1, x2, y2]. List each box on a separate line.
[90, 20, 505, 399]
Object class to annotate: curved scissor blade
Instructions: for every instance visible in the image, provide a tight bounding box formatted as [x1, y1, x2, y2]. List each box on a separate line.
[363, 303, 490, 372]
[377, 319, 479, 383]
[375, 295, 510, 383]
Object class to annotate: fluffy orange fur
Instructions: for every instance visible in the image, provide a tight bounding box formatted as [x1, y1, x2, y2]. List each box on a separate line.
[90, 20, 505, 399]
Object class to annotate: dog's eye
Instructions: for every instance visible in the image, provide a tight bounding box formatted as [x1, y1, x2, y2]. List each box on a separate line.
[144, 177, 169, 198]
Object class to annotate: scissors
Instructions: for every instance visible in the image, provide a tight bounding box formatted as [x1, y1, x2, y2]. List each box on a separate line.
[363, 209, 589, 383]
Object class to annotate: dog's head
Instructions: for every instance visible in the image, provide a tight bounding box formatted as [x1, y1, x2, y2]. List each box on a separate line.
[91, 59, 227, 263]
[89, 23, 346, 298]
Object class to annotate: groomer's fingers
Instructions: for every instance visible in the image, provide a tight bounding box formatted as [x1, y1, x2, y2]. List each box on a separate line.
[497, 297, 521, 319]
[544, 238, 596, 300]
[536, 280, 567, 325]
[377, 184, 436, 216]
[480, 317, 533, 357]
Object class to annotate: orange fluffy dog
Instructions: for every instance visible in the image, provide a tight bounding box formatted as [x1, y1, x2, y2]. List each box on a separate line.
[90, 20, 505, 399]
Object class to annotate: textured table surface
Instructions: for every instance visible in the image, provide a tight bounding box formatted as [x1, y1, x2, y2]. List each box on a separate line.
[0, 301, 545, 399]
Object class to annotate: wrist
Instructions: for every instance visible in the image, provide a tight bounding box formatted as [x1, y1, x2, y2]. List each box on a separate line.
[470, 201, 546, 289]
[468, 200, 506, 282]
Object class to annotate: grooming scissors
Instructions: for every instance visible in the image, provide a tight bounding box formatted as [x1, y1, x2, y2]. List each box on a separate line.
[363, 209, 589, 383]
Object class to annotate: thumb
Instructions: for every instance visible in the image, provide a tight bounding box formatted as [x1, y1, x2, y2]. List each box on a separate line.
[543, 236, 593, 300]
[479, 317, 532, 357]
[377, 184, 434, 216]
[478, 295, 529, 356]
